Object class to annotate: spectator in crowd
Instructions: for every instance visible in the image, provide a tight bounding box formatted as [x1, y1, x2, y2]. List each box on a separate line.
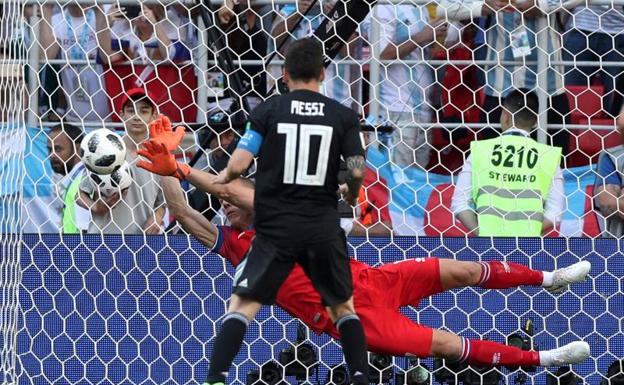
[40, 3, 110, 122]
[95, 4, 196, 122]
[190, 126, 239, 224]
[270, 0, 362, 109]
[195, 127, 238, 175]
[1, 4, 33, 59]
[0, 61, 25, 233]
[20, 123, 89, 233]
[47, 124, 89, 234]
[96, 4, 189, 64]
[593, 106, 624, 237]
[372, 4, 447, 171]
[201, 0, 269, 123]
[348, 165, 393, 236]
[347, 134, 393, 236]
[564, 5, 624, 116]
[215, 0, 269, 102]
[439, 0, 583, 154]
[77, 88, 165, 234]
[452, 89, 565, 236]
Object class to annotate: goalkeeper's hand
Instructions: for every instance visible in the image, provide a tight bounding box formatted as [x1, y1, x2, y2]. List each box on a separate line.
[148, 114, 186, 152]
[339, 183, 358, 207]
[137, 140, 191, 180]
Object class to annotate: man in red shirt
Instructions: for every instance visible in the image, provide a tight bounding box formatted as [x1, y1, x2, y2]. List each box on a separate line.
[139, 117, 591, 368]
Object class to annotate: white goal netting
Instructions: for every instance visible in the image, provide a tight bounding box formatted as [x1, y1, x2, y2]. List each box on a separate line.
[1, 0, 624, 384]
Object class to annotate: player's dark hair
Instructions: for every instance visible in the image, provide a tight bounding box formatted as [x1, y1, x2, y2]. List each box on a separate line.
[284, 38, 324, 82]
[502, 89, 539, 130]
[50, 123, 84, 146]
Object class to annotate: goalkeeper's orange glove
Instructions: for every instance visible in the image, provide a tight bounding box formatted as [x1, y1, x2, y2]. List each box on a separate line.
[148, 114, 186, 152]
[137, 140, 191, 180]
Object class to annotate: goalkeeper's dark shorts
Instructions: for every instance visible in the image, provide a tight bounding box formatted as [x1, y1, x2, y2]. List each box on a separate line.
[232, 232, 353, 306]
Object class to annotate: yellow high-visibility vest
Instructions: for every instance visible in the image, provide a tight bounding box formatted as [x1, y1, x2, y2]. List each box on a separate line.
[470, 134, 561, 236]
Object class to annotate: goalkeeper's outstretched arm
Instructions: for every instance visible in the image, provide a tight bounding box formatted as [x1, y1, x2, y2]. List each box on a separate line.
[136, 138, 253, 212]
[185, 168, 254, 212]
[161, 176, 219, 248]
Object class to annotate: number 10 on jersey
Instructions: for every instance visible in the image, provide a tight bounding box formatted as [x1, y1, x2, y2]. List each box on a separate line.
[278, 123, 333, 186]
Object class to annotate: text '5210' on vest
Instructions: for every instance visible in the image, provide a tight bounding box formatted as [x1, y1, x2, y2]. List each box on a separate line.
[470, 134, 561, 236]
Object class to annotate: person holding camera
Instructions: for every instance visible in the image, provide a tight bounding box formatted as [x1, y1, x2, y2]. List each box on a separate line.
[94, 4, 195, 122]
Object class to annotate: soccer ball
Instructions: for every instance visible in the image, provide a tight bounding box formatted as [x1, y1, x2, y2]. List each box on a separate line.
[87, 161, 133, 197]
[80, 129, 126, 174]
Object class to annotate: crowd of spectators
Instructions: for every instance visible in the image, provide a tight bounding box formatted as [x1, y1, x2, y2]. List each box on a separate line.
[2, 0, 624, 237]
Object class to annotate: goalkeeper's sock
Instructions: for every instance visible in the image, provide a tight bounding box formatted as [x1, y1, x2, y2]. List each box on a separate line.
[478, 261, 544, 289]
[461, 338, 540, 367]
[336, 314, 369, 385]
[205, 312, 249, 384]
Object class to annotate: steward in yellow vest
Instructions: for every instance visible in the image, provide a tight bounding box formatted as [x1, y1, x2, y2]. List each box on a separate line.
[452, 90, 563, 236]
[62, 170, 83, 234]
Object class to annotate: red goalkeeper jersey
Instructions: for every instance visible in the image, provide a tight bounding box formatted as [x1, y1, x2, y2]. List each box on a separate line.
[214, 226, 443, 357]
[214, 226, 367, 336]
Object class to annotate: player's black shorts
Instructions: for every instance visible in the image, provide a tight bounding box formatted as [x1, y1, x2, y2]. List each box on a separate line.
[232, 232, 352, 306]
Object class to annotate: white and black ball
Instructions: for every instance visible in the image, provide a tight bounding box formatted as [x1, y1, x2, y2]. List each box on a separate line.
[80, 129, 126, 175]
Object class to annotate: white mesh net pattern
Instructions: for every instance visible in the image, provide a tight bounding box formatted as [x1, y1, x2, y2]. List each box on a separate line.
[1, 0, 624, 384]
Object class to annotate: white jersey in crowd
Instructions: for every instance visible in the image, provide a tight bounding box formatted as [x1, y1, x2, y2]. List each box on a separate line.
[569, 5, 624, 35]
[51, 9, 110, 122]
[371, 5, 433, 119]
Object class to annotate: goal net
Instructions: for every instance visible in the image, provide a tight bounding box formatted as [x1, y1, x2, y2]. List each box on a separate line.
[1, 0, 623, 384]
[1, 0, 27, 384]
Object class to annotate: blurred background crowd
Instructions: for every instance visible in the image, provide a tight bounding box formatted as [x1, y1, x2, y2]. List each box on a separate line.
[1, 0, 624, 237]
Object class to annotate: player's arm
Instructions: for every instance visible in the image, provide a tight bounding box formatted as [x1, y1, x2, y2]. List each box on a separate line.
[451, 156, 479, 234]
[136, 137, 254, 210]
[163, 175, 249, 268]
[216, 148, 255, 185]
[94, 6, 118, 64]
[541, 167, 564, 234]
[161, 176, 219, 248]
[593, 153, 624, 219]
[343, 155, 365, 206]
[341, 115, 366, 206]
[185, 169, 254, 212]
[349, 220, 393, 236]
[215, 120, 264, 185]
[40, 4, 60, 60]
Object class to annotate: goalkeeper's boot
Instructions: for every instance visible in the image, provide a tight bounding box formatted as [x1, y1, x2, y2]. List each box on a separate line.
[547, 261, 591, 293]
[539, 341, 591, 367]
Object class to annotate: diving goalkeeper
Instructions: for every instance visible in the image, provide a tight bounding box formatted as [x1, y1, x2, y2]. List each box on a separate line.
[137, 117, 591, 368]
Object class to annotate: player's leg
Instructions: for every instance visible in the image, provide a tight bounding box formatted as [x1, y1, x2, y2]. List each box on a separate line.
[205, 294, 262, 385]
[438, 259, 591, 293]
[205, 235, 296, 385]
[357, 310, 590, 367]
[326, 297, 369, 385]
[300, 234, 369, 385]
[431, 330, 590, 367]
